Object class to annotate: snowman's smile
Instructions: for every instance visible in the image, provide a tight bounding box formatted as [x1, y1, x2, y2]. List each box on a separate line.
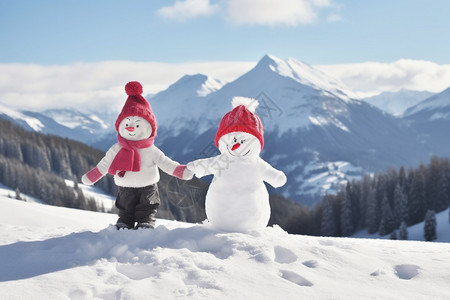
[227, 145, 250, 157]
[128, 133, 136, 137]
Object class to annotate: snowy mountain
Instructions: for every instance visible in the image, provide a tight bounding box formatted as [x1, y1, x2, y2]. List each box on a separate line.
[1, 194, 449, 299]
[145, 55, 429, 204]
[154, 73, 224, 99]
[403, 86, 450, 157]
[0, 103, 113, 145]
[404, 86, 450, 119]
[363, 89, 434, 116]
[42, 108, 109, 134]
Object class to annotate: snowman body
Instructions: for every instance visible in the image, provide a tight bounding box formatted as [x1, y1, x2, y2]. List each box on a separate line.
[205, 155, 271, 232]
[188, 130, 286, 232]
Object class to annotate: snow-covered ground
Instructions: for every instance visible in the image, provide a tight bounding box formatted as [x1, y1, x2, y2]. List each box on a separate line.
[1, 192, 450, 299]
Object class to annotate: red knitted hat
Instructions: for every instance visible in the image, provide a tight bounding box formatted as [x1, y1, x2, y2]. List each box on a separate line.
[215, 97, 264, 150]
[115, 81, 157, 139]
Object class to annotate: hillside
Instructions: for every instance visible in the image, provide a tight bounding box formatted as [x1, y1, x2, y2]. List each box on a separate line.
[403, 86, 450, 157]
[0, 195, 449, 299]
[0, 115, 210, 222]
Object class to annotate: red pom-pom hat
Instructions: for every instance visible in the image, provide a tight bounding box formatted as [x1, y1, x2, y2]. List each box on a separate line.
[215, 97, 264, 150]
[115, 81, 157, 139]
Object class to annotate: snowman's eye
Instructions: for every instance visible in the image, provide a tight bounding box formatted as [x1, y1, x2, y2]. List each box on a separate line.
[240, 139, 245, 144]
[136, 125, 139, 128]
[233, 137, 237, 143]
[125, 123, 129, 127]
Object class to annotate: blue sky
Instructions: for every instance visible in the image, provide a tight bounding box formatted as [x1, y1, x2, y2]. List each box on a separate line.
[1, 0, 450, 65]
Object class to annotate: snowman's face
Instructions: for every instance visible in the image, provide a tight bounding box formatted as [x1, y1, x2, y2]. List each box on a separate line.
[118, 116, 152, 141]
[218, 132, 261, 158]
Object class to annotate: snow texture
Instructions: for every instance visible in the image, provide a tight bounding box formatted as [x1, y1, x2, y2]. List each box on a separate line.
[1, 190, 450, 299]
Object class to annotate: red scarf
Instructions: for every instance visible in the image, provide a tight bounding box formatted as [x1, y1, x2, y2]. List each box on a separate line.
[108, 135, 155, 177]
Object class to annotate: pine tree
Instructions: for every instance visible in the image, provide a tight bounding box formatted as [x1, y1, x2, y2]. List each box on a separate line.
[340, 191, 353, 236]
[379, 193, 395, 236]
[435, 170, 450, 212]
[375, 174, 387, 228]
[393, 183, 408, 226]
[320, 198, 336, 236]
[366, 187, 378, 234]
[398, 167, 406, 188]
[398, 221, 408, 240]
[390, 231, 397, 240]
[358, 175, 372, 228]
[15, 187, 23, 201]
[424, 210, 437, 241]
[346, 182, 361, 231]
[426, 157, 441, 211]
[408, 171, 427, 224]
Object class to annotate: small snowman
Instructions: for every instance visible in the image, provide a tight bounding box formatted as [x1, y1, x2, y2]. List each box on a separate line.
[187, 97, 287, 232]
[82, 81, 193, 230]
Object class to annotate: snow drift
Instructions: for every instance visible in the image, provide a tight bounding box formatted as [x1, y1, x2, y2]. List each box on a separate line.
[1, 195, 449, 299]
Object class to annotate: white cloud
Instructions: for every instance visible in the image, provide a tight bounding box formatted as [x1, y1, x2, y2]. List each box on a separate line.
[158, 0, 338, 26]
[157, 0, 219, 21]
[327, 13, 342, 23]
[0, 61, 254, 113]
[316, 59, 450, 97]
[226, 0, 316, 26]
[2, 58, 449, 115]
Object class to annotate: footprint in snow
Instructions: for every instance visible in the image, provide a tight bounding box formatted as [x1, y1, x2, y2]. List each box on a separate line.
[394, 264, 421, 280]
[302, 260, 319, 268]
[280, 270, 313, 287]
[274, 246, 298, 264]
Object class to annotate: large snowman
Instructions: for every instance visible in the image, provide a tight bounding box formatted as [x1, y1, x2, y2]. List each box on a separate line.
[187, 97, 287, 232]
[82, 81, 193, 230]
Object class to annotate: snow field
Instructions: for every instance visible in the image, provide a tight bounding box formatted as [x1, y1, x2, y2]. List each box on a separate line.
[1, 197, 450, 299]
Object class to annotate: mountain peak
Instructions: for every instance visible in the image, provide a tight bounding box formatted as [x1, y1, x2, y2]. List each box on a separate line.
[254, 55, 354, 100]
[256, 54, 284, 67]
[162, 73, 224, 98]
[170, 74, 208, 90]
[169, 74, 223, 97]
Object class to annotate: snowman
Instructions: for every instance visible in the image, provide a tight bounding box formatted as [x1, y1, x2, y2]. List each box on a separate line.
[187, 97, 287, 232]
[82, 81, 193, 230]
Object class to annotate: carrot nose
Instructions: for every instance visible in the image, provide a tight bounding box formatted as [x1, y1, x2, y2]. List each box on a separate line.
[125, 127, 134, 132]
[231, 143, 240, 151]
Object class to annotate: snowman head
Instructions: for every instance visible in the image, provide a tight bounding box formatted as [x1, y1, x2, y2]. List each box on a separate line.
[118, 116, 153, 141]
[215, 97, 264, 155]
[115, 81, 158, 141]
[218, 131, 261, 158]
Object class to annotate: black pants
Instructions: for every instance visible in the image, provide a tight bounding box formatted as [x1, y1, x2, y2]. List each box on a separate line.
[115, 184, 160, 228]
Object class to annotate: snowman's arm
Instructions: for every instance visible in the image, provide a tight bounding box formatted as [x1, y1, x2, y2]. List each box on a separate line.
[260, 159, 287, 188]
[186, 156, 220, 178]
[81, 143, 120, 185]
[152, 146, 193, 180]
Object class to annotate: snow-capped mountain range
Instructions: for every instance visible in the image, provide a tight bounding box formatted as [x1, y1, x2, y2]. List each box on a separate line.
[0, 103, 112, 144]
[403, 86, 450, 157]
[362, 89, 434, 116]
[1, 54, 448, 206]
